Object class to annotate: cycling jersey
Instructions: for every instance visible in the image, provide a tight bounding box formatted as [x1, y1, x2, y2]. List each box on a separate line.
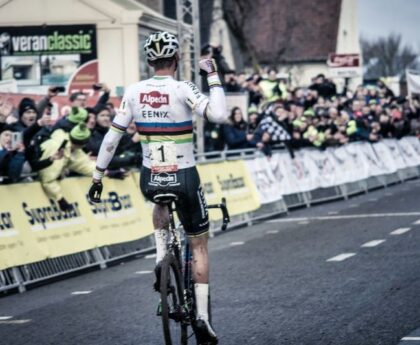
[94, 75, 226, 174]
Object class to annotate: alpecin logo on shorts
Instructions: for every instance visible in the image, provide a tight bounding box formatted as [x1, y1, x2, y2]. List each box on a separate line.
[149, 172, 180, 187]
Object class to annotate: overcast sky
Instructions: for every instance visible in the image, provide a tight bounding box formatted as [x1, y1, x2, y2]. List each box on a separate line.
[358, 0, 420, 52]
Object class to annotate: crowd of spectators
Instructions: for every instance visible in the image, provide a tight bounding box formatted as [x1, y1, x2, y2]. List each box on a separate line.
[0, 84, 141, 210]
[206, 67, 420, 156]
[1, 55, 420, 203]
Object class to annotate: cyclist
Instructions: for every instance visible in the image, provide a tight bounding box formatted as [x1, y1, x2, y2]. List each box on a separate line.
[88, 31, 226, 344]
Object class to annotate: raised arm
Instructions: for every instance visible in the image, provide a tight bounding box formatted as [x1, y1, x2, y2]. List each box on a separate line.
[183, 58, 227, 123]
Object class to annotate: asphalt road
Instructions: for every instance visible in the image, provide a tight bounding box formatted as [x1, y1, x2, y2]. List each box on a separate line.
[1, 180, 420, 345]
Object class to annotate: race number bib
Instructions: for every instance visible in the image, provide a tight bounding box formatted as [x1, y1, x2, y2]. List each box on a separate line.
[149, 141, 178, 173]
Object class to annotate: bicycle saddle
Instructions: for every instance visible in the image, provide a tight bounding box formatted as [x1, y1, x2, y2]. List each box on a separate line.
[153, 193, 178, 204]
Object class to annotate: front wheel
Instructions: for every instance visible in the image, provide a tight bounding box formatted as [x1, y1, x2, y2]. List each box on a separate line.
[160, 253, 188, 345]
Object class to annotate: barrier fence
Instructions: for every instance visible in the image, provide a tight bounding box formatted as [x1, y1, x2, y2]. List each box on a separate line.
[1, 137, 420, 293]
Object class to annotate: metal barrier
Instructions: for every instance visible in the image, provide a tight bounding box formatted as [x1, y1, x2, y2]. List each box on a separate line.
[1, 149, 420, 295]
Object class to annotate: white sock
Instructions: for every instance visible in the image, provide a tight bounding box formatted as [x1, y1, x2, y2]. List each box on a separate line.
[194, 283, 209, 321]
[154, 229, 168, 264]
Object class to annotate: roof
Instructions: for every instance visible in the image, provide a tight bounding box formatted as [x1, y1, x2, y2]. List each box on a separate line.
[223, 0, 342, 65]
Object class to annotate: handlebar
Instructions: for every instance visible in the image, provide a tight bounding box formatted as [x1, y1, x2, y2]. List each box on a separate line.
[207, 197, 230, 231]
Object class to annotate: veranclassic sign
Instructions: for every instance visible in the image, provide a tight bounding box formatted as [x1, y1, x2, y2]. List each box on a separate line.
[0, 25, 96, 57]
[0, 24, 98, 92]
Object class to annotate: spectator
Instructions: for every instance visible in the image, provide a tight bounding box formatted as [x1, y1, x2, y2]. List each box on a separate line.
[309, 74, 337, 99]
[223, 107, 252, 150]
[37, 123, 95, 211]
[84, 105, 138, 168]
[0, 125, 26, 183]
[84, 105, 112, 156]
[247, 107, 262, 135]
[52, 106, 88, 134]
[258, 68, 283, 103]
[9, 98, 38, 133]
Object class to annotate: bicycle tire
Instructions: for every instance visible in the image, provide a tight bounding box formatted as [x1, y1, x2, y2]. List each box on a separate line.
[161, 253, 188, 345]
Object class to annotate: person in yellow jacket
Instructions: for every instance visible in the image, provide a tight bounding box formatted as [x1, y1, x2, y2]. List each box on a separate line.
[303, 125, 326, 147]
[38, 123, 95, 211]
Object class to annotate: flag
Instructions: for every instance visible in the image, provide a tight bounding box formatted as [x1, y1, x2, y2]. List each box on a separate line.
[406, 69, 420, 94]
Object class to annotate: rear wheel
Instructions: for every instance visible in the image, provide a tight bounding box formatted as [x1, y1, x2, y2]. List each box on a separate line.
[160, 253, 188, 345]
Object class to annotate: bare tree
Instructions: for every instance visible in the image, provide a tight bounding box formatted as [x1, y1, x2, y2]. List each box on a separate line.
[361, 33, 417, 78]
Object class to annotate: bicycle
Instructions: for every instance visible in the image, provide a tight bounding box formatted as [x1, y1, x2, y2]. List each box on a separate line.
[152, 193, 230, 345]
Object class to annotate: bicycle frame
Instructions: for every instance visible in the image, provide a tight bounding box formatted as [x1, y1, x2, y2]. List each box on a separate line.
[159, 198, 230, 344]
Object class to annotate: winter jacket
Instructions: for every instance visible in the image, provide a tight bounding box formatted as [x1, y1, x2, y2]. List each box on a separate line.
[223, 123, 250, 150]
[38, 132, 94, 200]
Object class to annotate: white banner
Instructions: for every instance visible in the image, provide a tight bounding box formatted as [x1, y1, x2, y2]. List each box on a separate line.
[371, 142, 398, 174]
[245, 156, 283, 204]
[406, 69, 420, 94]
[359, 143, 387, 176]
[304, 149, 338, 188]
[344, 142, 370, 181]
[397, 139, 420, 167]
[327, 146, 357, 185]
[382, 139, 407, 170]
[243, 138, 420, 201]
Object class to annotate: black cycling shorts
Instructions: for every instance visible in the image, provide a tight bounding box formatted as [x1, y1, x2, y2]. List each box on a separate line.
[140, 166, 209, 237]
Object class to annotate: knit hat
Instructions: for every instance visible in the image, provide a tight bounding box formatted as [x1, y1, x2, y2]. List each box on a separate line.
[248, 105, 258, 115]
[67, 107, 88, 124]
[94, 104, 109, 115]
[18, 97, 37, 117]
[70, 123, 91, 145]
[303, 109, 315, 117]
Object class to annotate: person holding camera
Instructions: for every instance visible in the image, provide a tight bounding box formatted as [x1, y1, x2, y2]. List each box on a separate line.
[0, 125, 26, 183]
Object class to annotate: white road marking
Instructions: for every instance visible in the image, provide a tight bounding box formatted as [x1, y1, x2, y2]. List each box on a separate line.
[266, 230, 279, 234]
[328, 211, 339, 215]
[390, 228, 411, 235]
[402, 337, 420, 341]
[144, 254, 157, 259]
[298, 221, 309, 225]
[327, 253, 356, 262]
[267, 212, 420, 223]
[0, 319, 31, 324]
[361, 239, 386, 248]
[368, 198, 378, 202]
[230, 241, 245, 246]
[413, 219, 420, 225]
[0, 316, 13, 320]
[385, 192, 393, 196]
[71, 291, 92, 295]
[348, 204, 358, 208]
[135, 270, 153, 275]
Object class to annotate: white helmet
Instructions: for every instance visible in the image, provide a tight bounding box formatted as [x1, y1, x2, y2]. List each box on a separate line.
[144, 31, 179, 61]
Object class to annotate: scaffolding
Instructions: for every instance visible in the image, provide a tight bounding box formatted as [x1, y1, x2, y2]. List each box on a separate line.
[176, 0, 204, 153]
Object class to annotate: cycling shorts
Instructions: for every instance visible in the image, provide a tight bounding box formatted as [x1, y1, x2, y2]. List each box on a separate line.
[140, 166, 210, 237]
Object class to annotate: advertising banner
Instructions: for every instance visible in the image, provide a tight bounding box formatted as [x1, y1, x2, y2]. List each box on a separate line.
[0, 181, 94, 269]
[304, 149, 338, 188]
[371, 142, 398, 174]
[245, 156, 283, 204]
[0, 24, 98, 94]
[359, 143, 386, 176]
[382, 139, 407, 170]
[0, 182, 44, 270]
[79, 177, 154, 247]
[344, 142, 370, 181]
[327, 146, 355, 185]
[396, 138, 420, 167]
[0, 174, 154, 270]
[198, 161, 261, 219]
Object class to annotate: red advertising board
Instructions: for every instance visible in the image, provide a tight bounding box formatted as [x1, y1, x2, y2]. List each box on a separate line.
[327, 53, 361, 78]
